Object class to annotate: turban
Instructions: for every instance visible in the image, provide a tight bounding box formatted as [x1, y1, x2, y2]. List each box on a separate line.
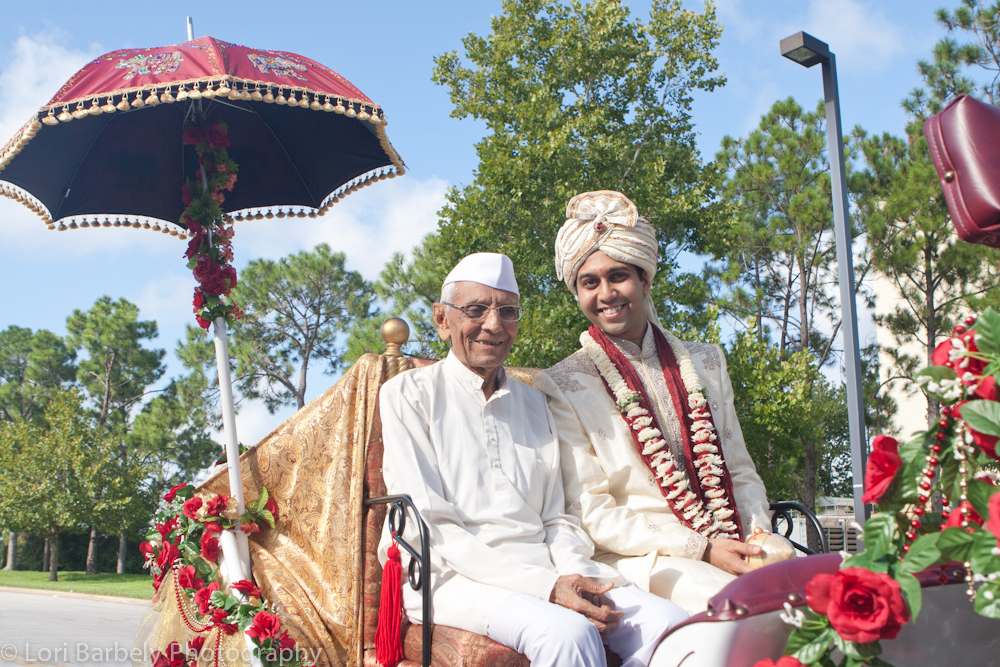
[443, 252, 519, 295]
[554, 190, 661, 323]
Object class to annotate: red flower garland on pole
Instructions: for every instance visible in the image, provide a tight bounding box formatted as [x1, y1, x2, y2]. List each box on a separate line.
[181, 121, 243, 329]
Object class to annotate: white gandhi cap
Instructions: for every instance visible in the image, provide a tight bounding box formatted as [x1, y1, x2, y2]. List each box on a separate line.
[443, 252, 519, 296]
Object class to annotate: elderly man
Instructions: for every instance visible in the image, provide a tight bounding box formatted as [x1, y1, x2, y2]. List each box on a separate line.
[532, 191, 773, 614]
[378, 252, 687, 667]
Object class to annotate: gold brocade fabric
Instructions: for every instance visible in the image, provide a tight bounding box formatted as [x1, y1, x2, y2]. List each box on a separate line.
[143, 353, 386, 667]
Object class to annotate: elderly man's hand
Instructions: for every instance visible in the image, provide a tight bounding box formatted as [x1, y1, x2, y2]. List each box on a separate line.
[702, 538, 761, 576]
[549, 574, 625, 640]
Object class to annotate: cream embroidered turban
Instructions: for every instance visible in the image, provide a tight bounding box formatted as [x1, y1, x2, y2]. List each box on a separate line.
[555, 190, 658, 294]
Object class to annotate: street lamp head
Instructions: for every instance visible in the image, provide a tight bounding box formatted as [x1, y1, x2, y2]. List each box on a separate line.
[780, 31, 831, 68]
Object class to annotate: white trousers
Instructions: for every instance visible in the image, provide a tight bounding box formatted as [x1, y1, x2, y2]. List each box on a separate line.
[485, 584, 688, 667]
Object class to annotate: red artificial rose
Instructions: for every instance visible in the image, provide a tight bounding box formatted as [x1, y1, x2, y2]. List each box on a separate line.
[183, 127, 204, 145]
[806, 567, 910, 643]
[752, 658, 805, 667]
[187, 636, 206, 658]
[163, 483, 188, 502]
[196, 315, 211, 330]
[139, 541, 155, 562]
[176, 564, 205, 591]
[954, 402, 1000, 461]
[202, 521, 224, 535]
[184, 232, 206, 261]
[986, 492, 1000, 541]
[206, 123, 231, 150]
[192, 289, 206, 313]
[193, 582, 220, 615]
[974, 376, 998, 400]
[231, 579, 262, 598]
[861, 435, 902, 504]
[156, 516, 179, 539]
[181, 184, 193, 206]
[277, 632, 295, 650]
[200, 530, 221, 562]
[152, 641, 187, 667]
[183, 215, 203, 234]
[241, 521, 260, 536]
[942, 501, 984, 530]
[156, 542, 180, 572]
[193, 256, 230, 296]
[205, 494, 228, 517]
[219, 265, 237, 295]
[182, 496, 204, 520]
[246, 610, 282, 641]
[264, 497, 278, 521]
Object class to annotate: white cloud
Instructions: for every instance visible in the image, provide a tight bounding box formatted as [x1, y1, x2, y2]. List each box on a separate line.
[800, 0, 903, 70]
[232, 175, 448, 280]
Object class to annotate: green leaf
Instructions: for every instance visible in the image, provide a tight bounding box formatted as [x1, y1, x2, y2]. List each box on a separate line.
[785, 614, 830, 654]
[833, 634, 882, 660]
[974, 583, 1000, 618]
[897, 437, 926, 466]
[970, 529, 1000, 574]
[916, 365, 957, 383]
[899, 532, 940, 575]
[258, 508, 275, 529]
[791, 627, 836, 664]
[842, 551, 891, 574]
[974, 308, 1000, 354]
[959, 400, 1000, 437]
[938, 527, 976, 562]
[966, 479, 997, 520]
[863, 514, 897, 561]
[895, 571, 923, 620]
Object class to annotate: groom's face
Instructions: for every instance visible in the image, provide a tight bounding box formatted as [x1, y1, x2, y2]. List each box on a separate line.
[575, 250, 651, 342]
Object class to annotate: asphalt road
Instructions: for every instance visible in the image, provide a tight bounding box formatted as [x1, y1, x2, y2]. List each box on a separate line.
[0, 591, 149, 667]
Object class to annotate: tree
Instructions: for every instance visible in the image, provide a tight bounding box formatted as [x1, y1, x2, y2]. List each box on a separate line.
[201, 243, 375, 413]
[66, 296, 166, 574]
[935, 0, 1000, 104]
[420, 0, 725, 367]
[0, 326, 76, 424]
[0, 391, 121, 581]
[0, 325, 76, 570]
[856, 15, 1000, 431]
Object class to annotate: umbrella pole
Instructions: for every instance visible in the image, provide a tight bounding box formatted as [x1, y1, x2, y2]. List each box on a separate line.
[213, 316, 251, 581]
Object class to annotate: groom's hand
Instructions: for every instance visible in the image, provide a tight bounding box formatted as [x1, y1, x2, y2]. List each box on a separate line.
[703, 538, 761, 575]
[550, 574, 625, 639]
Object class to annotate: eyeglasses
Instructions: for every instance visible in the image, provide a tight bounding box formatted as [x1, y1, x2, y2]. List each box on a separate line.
[440, 302, 524, 322]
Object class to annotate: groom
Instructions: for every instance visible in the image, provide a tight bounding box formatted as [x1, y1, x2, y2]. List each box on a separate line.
[534, 190, 772, 613]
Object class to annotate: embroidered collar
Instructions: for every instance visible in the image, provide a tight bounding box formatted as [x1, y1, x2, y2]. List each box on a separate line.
[580, 324, 742, 540]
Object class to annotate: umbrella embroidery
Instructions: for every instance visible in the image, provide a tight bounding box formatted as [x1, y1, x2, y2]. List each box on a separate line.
[115, 52, 183, 79]
[247, 53, 308, 80]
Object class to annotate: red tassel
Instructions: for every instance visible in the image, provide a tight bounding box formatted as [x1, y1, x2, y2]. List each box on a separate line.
[375, 541, 404, 667]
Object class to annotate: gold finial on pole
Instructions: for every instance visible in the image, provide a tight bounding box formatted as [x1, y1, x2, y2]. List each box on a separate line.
[381, 318, 410, 357]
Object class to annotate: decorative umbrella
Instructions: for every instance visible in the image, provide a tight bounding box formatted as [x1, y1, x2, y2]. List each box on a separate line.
[0, 36, 406, 581]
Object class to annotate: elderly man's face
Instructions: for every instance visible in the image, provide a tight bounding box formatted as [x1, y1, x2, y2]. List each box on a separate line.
[433, 281, 519, 377]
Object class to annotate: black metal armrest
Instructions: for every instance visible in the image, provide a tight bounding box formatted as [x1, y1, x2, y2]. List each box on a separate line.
[769, 501, 829, 555]
[365, 494, 432, 667]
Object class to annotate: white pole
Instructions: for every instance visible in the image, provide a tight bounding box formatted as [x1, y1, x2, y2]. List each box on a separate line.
[186, 17, 194, 41]
[213, 317, 251, 579]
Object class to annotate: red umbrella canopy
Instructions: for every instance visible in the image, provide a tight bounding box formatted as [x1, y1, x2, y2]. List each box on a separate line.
[0, 36, 405, 234]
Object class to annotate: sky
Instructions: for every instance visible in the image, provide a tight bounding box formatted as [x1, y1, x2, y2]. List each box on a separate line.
[0, 0, 962, 447]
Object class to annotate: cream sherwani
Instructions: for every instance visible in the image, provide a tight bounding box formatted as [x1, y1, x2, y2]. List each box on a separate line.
[377, 351, 624, 636]
[534, 325, 771, 613]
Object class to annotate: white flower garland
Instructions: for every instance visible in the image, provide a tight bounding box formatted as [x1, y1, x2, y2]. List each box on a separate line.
[580, 329, 739, 539]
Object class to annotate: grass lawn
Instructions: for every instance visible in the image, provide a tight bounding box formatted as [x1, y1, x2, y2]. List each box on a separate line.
[0, 570, 154, 600]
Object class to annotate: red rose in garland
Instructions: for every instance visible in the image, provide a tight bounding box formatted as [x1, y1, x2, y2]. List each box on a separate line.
[752, 658, 805, 667]
[182, 496, 203, 520]
[942, 501, 983, 530]
[264, 497, 279, 521]
[986, 492, 1000, 541]
[207, 124, 231, 150]
[163, 483, 188, 502]
[806, 567, 910, 643]
[204, 494, 229, 517]
[954, 402, 1000, 461]
[156, 542, 180, 573]
[861, 435, 902, 504]
[246, 610, 283, 641]
[176, 564, 205, 591]
[193, 582, 220, 615]
[201, 529, 221, 562]
[152, 642, 187, 667]
[231, 579, 262, 598]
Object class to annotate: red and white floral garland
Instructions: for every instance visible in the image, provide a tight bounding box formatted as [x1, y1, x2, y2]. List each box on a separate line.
[580, 328, 739, 539]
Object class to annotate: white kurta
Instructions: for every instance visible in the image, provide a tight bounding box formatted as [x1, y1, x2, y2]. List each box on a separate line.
[534, 326, 771, 613]
[378, 351, 624, 635]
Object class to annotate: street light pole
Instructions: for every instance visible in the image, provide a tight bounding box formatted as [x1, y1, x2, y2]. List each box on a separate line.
[780, 32, 868, 527]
